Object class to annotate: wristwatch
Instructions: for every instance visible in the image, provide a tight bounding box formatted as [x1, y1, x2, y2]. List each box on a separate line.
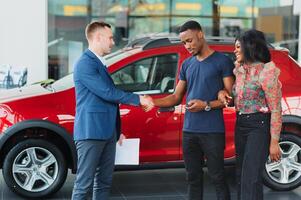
[204, 101, 211, 111]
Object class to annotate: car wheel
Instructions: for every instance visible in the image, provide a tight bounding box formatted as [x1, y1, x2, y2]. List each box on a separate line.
[2, 139, 68, 198]
[263, 133, 301, 191]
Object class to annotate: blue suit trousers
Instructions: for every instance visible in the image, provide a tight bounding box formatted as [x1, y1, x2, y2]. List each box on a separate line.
[72, 134, 116, 200]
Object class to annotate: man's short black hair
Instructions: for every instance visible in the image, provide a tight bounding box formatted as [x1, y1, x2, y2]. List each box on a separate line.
[179, 20, 202, 33]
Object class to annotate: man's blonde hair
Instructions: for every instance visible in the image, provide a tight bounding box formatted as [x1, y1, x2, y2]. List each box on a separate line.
[85, 21, 111, 40]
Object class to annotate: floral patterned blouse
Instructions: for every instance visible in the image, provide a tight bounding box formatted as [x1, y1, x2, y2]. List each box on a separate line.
[233, 61, 282, 140]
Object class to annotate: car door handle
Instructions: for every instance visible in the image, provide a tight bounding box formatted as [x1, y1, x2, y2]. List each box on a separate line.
[158, 107, 175, 112]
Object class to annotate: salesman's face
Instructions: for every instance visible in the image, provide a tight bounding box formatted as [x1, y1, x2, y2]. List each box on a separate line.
[97, 27, 115, 55]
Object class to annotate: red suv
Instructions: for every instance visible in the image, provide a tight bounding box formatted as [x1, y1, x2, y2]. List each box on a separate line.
[1, 36, 301, 198]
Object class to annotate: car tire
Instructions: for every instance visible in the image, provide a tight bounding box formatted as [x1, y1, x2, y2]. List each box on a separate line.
[2, 139, 68, 198]
[263, 132, 301, 191]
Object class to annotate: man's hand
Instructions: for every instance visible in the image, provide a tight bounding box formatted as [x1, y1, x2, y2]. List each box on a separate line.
[118, 133, 126, 146]
[139, 95, 154, 112]
[186, 99, 206, 112]
[218, 90, 232, 107]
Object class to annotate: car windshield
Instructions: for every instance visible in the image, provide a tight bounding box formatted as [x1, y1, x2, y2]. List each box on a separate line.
[51, 48, 141, 92]
[51, 73, 74, 91]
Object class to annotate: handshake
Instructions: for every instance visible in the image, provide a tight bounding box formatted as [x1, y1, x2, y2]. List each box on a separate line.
[139, 95, 154, 112]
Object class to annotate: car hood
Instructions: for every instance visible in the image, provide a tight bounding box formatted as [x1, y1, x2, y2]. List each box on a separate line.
[0, 84, 50, 103]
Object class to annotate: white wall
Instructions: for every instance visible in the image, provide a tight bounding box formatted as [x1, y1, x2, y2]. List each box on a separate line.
[0, 0, 47, 84]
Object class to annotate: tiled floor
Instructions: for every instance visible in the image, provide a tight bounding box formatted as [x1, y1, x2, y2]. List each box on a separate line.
[1, 167, 301, 200]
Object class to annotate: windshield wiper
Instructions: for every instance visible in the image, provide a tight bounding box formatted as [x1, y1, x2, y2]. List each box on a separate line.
[36, 79, 55, 92]
[44, 84, 55, 92]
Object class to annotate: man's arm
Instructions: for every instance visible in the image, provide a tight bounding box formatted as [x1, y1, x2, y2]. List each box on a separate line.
[218, 76, 235, 107]
[186, 76, 235, 112]
[76, 59, 153, 110]
[152, 80, 187, 107]
[186, 99, 224, 112]
[223, 76, 235, 95]
[76, 59, 141, 106]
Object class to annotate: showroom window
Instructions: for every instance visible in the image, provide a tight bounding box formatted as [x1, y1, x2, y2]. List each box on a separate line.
[48, 0, 299, 80]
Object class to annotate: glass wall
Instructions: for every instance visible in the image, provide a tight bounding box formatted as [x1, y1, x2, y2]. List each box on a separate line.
[48, 0, 299, 79]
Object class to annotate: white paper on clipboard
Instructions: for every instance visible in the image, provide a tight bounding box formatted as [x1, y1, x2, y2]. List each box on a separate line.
[115, 138, 140, 165]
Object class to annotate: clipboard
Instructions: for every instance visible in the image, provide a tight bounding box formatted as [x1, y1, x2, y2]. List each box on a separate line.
[115, 138, 140, 165]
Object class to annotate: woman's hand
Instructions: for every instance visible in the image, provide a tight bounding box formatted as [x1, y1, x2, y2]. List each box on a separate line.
[269, 138, 281, 162]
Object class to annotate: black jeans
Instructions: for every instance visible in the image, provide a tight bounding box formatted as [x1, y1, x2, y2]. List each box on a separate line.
[183, 132, 231, 200]
[235, 112, 271, 200]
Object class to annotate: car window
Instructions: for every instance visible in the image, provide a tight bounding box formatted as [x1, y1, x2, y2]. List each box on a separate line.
[272, 39, 298, 60]
[112, 57, 152, 85]
[112, 54, 178, 94]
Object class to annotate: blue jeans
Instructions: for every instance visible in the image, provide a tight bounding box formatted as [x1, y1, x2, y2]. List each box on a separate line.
[72, 134, 116, 200]
[183, 132, 230, 200]
[235, 112, 271, 200]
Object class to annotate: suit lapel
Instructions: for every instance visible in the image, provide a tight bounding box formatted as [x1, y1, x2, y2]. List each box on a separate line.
[84, 49, 114, 84]
[102, 66, 114, 84]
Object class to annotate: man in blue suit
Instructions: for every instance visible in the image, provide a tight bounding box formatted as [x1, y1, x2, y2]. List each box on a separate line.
[71, 21, 152, 200]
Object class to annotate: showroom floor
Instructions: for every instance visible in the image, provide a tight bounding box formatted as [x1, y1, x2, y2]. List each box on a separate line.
[1, 167, 301, 200]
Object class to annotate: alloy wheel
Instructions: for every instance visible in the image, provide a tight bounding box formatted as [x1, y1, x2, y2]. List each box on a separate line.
[265, 141, 301, 184]
[12, 147, 59, 192]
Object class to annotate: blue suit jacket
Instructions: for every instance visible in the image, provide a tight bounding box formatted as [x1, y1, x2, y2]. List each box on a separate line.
[73, 49, 140, 141]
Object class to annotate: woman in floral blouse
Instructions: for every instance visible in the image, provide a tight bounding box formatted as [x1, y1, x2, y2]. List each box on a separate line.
[219, 29, 282, 200]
